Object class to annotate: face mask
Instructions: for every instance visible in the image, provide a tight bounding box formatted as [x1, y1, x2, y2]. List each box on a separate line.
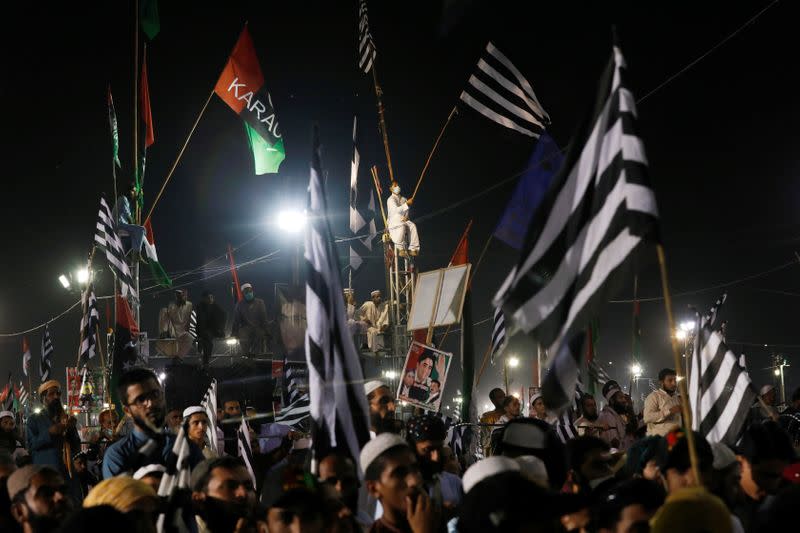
[391, 186, 400, 194]
[244, 292, 254, 302]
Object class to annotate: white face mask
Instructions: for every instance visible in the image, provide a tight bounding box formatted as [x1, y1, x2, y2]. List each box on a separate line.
[391, 186, 401, 194]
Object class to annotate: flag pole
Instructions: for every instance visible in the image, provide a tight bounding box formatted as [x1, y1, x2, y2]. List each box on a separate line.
[75, 248, 96, 371]
[371, 65, 396, 184]
[656, 243, 702, 484]
[144, 89, 215, 223]
[133, 0, 140, 224]
[410, 105, 458, 201]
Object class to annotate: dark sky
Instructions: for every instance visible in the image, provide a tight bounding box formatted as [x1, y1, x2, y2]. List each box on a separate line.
[1, 1, 798, 408]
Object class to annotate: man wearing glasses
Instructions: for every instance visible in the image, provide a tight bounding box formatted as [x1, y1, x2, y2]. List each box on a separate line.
[102, 368, 173, 478]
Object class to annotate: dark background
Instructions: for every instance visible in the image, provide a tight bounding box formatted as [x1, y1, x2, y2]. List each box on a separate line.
[1, 1, 798, 411]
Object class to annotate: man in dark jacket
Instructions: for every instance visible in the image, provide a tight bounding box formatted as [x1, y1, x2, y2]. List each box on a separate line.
[232, 283, 270, 355]
[196, 291, 227, 369]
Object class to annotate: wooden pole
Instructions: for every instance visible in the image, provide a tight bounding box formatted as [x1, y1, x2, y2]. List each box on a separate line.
[144, 89, 215, 223]
[370, 166, 388, 228]
[133, 0, 139, 223]
[411, 105, 457, 201]
[656, 244, 702, 485]
[474, 343, 492, 388]
[371, 66, 396, 184]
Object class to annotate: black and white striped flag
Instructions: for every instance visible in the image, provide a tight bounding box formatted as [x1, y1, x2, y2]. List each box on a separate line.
[588, 359, 612, 388]
[188, 310, 198, 341]
[18, 382, 28, 408]
[79, 284, 100, 363]
[688, 295, 754, 445]
[348, 116, 377, 273]
[40, 324, 54, 383]
[460, 42, 550, 138]
[94, 196, 137, 299]
[305, 126, 371, 473]
[357, 0, 377, 74]
[275, 392, 311, 428]
[490, 306, 507, 364]
[237, 416, 257, 489]
[494, 45, 659, 413]
[554, 378, 584, 444]
[200, 379, 219, 455]
[156, 426, 192, 533]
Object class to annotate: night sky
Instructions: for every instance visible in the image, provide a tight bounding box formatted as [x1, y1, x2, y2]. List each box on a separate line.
[1, 1, 798, 409]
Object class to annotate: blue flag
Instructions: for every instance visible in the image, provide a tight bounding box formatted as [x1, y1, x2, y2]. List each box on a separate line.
[494, 132, 563, 249]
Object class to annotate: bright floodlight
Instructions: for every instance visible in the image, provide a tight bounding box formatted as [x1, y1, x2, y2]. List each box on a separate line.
[774, 369, 781, 377]
[76, 268, 90, 284]
[675, 329, 687, 341]
[512, 392, 520, 398]
[631, 364, 643, 377]
[276, 209, 307, 233]
[383, 370, 397, 380]
[507, 356, 520, 368]
[226, 338, 239, 346]
[680, 320, 695, 332]
[58, 275, 70, 289]
[158, 372, 167, 381]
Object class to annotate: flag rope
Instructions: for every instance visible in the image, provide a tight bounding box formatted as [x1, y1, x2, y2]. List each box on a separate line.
[410, 105, 458, 201]
[144, 88, 215, 224]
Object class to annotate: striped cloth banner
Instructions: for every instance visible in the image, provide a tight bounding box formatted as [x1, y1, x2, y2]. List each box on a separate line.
[94, 196, 136, 299]
[460, 42, 550, 138]
[494, 45, 659, 413]
[357, 0, 377, 73]
[305, 126, 371, 474]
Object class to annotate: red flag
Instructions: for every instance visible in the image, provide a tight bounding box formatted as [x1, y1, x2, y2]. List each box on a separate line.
[140, 48, 155, 148]
[228, 244, 244, 302]
[214, 26, 265, 114]
[116, 295, 139, 337]
[449, 220, 473, 267]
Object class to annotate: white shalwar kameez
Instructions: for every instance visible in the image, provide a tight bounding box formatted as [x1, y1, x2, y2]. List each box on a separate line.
[387, 193, 420, 253]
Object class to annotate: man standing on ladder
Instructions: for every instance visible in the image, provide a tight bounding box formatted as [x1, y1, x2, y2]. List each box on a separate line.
[386, 181, 420, 257]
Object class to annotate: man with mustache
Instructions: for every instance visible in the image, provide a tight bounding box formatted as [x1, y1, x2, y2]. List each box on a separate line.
[7, 465, 74, 533]
[26, 381, 80, 477]
[102, 368, 173, 478]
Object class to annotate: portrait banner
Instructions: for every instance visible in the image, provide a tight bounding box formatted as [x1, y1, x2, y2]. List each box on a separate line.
[396, 341, 453, 412]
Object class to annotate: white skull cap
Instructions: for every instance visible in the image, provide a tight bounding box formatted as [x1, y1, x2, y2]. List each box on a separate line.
[462, 456, 521, 493]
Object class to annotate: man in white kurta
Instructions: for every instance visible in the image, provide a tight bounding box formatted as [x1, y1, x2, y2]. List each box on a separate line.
[359, 290, 389, 351]
[386, 182, 420, 255]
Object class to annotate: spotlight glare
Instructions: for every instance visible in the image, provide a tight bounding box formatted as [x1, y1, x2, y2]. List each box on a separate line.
[76, 268, 90, 284]
[58, 275, 70, 289]
[276, 209, 307, 233]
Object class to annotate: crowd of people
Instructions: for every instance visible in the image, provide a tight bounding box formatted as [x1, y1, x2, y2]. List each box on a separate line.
[1, 364, 800, 532]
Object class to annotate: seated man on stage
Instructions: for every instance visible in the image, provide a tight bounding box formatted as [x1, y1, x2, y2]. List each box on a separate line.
[386, 181, 420, 256]
[113, 182, 146, 254]
[157, 289, 194, 357]
[359, 290, 389, 352]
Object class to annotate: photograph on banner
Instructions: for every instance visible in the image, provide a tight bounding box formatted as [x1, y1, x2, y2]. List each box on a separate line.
[396, 341, 453, 411]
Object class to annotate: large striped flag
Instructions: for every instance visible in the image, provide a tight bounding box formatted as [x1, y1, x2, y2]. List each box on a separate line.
[275, 362, 311, 428]
[357, 0, 377, 74]
[79, 284, 100, 364]
[348, 117, 377, 274]
[94, 196, 137, 299]
[214, 26, 285, 174]
[687, 294, 754, 445]
[494, 45, 659, 412]
[305, 126, 371, 473]
[22, 337, 31, 378]
[156, 425, 192, 533]
[460, 42, 550, 138]
[490, 306, 507, 365]
[40, 324, 54, 383]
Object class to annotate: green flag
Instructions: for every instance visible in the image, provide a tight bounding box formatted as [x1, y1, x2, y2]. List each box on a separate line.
[244, 122, 286, 175]
[107, 87, 121, 168]
[140, 0, 160, 40]
[143, 220, 172, 288]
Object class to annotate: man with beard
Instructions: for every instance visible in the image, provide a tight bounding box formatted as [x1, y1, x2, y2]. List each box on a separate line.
[365, 381, 399, 436]
[221, 399, 242, 456]
[26, 381, 80, 476]
[405, 414, 463, 519]
[0, 411, 26, 460]
[574, 394, 602, 437]
[318, 453, 371, 528]
[191, 456, 258, 533]
[643, 368, 682, 436]
[102, 368, 171, 478]
[7, 465, 73, 533]
[596, 382, 634, 451]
